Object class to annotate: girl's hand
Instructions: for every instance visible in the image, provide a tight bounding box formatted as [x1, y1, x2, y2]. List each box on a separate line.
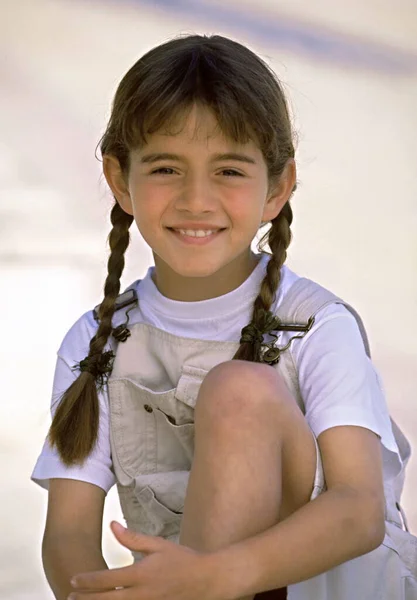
[68, 521, 220, 600]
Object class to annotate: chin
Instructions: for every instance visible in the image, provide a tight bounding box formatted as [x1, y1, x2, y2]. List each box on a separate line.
[169, 261, 223, 278]
[172, 263, 221, 278]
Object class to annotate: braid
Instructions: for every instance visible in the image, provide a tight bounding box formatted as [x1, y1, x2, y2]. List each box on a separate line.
[92, 203, 134, 355]
[233, 202, 293, 363]
[48, 203, 133, 465]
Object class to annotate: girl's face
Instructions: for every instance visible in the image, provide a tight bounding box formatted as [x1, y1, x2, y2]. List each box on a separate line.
[104, 105, 294, 300]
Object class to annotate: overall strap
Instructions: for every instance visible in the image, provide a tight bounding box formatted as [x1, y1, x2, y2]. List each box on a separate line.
[93, 287, 139, 323]
[276, 277, 372, 358]
[92, 285, 140, 342]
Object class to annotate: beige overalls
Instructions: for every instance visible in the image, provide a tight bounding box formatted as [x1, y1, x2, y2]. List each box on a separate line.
[107, 277, 417, 599]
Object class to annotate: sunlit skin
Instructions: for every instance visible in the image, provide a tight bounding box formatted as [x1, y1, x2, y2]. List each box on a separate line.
[103, 104, 296, 301]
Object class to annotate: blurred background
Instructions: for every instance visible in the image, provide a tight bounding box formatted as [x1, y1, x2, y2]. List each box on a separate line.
[1, 0, 416, 597]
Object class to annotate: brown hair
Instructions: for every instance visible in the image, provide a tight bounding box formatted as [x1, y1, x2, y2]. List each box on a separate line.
[48, 34, 296, 465]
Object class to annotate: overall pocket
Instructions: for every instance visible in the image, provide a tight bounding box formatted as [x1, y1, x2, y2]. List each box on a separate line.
[109, 365, 209, 482]
[117, 472, 188, 539]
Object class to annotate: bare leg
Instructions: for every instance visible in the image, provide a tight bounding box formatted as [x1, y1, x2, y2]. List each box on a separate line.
[179, 361, 316, 600]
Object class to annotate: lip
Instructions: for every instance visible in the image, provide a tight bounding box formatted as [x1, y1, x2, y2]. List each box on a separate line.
[168, 224, 226, 230]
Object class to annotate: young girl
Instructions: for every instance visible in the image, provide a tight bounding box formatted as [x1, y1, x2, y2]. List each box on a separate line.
[31, 34, 416, 600]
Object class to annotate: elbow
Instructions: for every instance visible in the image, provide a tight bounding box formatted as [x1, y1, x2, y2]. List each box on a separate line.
[365, 516, 386, 552]
[338, 487, 386, 555]
[357, 498, 386, 553]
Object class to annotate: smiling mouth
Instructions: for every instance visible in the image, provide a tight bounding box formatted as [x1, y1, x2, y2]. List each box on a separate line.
[167, 228, 227, 244]
[168, 227, 226, 236]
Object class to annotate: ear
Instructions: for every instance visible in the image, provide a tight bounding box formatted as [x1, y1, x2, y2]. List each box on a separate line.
[102, 155, 134, 216]
[262, 158, 296, 223]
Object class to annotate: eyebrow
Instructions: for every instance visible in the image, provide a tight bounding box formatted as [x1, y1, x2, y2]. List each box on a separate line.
[139, 152, 257, 165]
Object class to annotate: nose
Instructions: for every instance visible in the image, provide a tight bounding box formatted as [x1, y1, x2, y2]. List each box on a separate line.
[175, 173, 215, 214]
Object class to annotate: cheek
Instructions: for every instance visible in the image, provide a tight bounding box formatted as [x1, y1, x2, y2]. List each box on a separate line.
[130, 183, 168, 220]
[226, 185, 266, 221]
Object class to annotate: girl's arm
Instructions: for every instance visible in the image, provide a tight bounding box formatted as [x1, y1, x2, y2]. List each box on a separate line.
[207, 425, 386, 598]
[42, 479, 108, 600]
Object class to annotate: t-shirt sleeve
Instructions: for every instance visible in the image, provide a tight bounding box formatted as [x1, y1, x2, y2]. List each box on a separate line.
[31, 311, 116, 494]
[293, 303, 401, 477]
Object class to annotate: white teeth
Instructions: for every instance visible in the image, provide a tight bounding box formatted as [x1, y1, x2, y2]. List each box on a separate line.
[177, 229, 216, 237]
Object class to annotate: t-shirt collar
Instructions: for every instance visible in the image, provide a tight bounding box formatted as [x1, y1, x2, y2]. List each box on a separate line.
[138, 252, 271, 320]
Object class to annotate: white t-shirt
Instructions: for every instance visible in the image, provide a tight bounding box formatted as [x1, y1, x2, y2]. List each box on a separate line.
[31, 253, 401, 493]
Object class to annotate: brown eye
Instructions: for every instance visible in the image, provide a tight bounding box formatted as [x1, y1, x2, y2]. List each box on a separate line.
[151, 167, 176, 175]
[221, 169, 243, 177]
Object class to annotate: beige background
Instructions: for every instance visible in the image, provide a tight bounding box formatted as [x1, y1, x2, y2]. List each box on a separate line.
[1, 0, 416, 597]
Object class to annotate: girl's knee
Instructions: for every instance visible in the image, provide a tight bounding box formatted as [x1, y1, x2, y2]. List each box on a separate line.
[197, 360, 292, 417]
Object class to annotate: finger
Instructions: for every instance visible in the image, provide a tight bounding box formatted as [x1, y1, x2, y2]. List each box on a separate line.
[110, 521, 164, 554]
[71, 564, 138, 591]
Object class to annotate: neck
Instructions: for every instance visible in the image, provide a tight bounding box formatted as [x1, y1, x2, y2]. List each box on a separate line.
[152, 251, 261, 301]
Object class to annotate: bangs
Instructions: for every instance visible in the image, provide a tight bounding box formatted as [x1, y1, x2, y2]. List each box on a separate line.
[101, 35, 293, 176]
[115, 38, 275, 153]
[143, 100, 255, 148]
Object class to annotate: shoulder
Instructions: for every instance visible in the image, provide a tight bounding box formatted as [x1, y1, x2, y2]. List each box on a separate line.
[279, 275, 375, 413]
[58, 284, 140, 364]
[278, 266, 345, 315]
[58, 309, 99, 365]
[277, 266, 370, 357]
[296, 303, 368, 363]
